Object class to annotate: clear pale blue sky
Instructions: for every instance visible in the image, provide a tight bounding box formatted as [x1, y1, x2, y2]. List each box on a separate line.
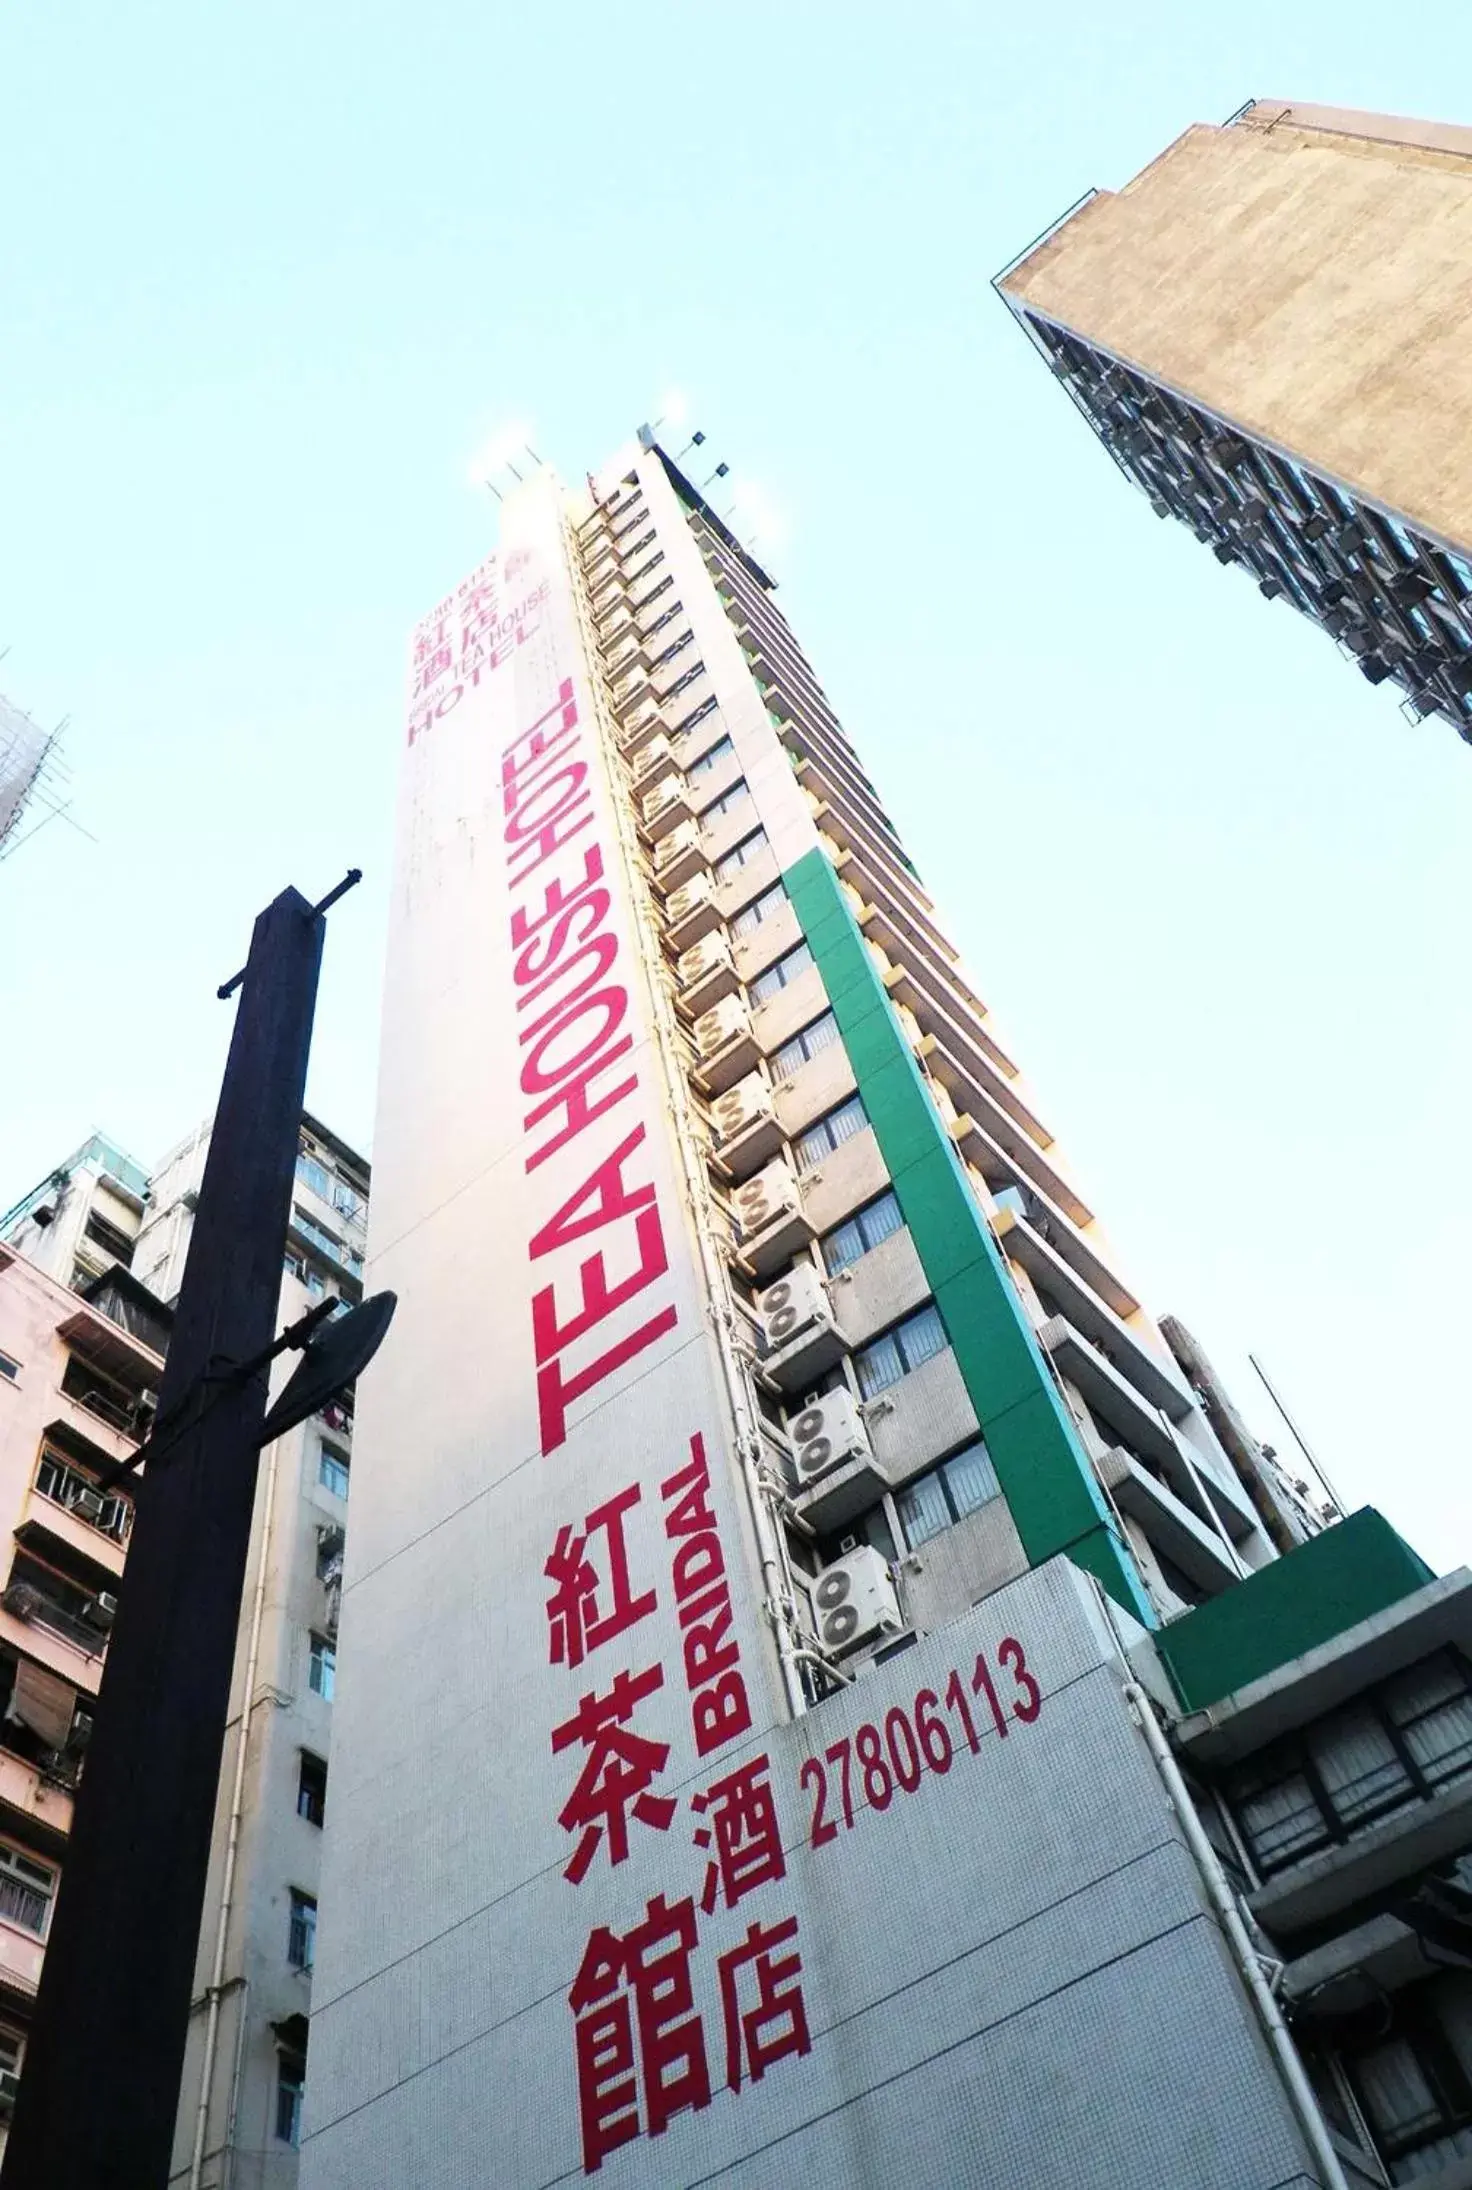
[2, 2, 1468, 1560]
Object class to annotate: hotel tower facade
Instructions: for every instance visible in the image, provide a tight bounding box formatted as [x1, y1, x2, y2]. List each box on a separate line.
[298, 435, 1472, 2189]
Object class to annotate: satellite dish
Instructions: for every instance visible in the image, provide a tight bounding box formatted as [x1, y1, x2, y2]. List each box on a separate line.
[257, 1292, 397, 1446]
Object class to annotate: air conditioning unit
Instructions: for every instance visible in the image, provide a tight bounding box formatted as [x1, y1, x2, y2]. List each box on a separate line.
[758, 1264, 831, 1354]
[631, 736, 675, 787]
[677, 932, 729, 987]
[730, 1164, 808, 1279]
[708, 1071, 782, 1176]
[810, 1545, 903, 1657]
[654, 819, 700, 874]
[712, 1071, 774, 1144]
[733, 1159, 800, 1235]
[70, 1487, 107, 1523]
[69, 1709, 95, 1751]
[789, 1388, 871, 1488]
[758, 1266, 845, 1388]
[640, 774, 692, 841]
[663, 871, 720, 952]
[692, 992, 760, 1095]
[676, 931, 737, 1016]
[88, 1592, 119, 1631]
[694, 994, 751, 1061]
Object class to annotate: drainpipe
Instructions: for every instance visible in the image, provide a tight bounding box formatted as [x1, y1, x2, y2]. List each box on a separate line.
[1119, 1672, 1351, 2190]
[187, 1442, 280, 2190]
[1159, 1315, 1297, 1555]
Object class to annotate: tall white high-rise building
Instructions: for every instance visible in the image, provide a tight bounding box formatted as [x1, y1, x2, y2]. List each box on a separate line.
[300, 433, 1472, 2190]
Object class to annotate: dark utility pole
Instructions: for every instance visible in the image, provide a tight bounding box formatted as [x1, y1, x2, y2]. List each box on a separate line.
[2, 888, 325, 2190]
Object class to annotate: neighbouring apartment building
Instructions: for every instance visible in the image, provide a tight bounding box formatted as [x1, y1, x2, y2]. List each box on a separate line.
[298, 435, 1472, 2189]
[0, 1113, 369, 2186]
[999, 100, 1472, 744]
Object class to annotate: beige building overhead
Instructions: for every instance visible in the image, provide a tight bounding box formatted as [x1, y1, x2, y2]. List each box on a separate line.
[1000, 101, 1472, 742]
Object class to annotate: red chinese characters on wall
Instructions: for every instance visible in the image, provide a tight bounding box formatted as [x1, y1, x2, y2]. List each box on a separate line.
[406, 557, 551, 746]
[542, 1445, 813, 2173]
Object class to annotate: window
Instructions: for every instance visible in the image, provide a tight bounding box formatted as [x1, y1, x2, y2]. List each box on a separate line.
[0, 1841, 57, 1936]
[712, 829, 768, 884]
[35, 1449, 132, 1543]
[748, 942, 813, 1007]
[61, 1354, 138, 1435]
[297, 1152, 333, 1200]
[285, 1251, 327, 1298]
[896, 1442, 1001, 1550]
[318, 1443, 350, 1499]
[793, 1094, 867, 1171]
[676, 693, 719, 738]
[0, 1350, 17, 1383]
[1223, 1651, 1472, 1877]
[626, 547, 665, 587]
[730, 882, 786, 941]
[855, 1305, 948, 1398]
[288, 1890, 317, 1971]
[309, 1634, 336, 1701]
[83, 1211, 134, 1266]
[632, 572, 673, 615]
[821, 1191, 903, 1273]
[685, 733, 734, 783]
[276, 2057, 305, 2146]
[664, 660, 707, 704]
[771, 1012, 841, 1078]
[1340, 1974, 1472, 2172]
[643, 602, 683, 641]
[297, 1752, 328, 1827]
[699, 776, 750, 828]
[651, 629, 695, 673]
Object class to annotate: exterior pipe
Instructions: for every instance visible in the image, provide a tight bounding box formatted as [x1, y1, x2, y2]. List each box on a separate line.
[187, 1441, 280, 2190]
[562, 495, 810, 1723]
[1119, 1672, 1351, 2190]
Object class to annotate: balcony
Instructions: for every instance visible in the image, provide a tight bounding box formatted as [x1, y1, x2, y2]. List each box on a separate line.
[808, 800, 932, 928]
[639, 776, 695, 846]
[0, 1920, 44, 2007]
[0, 1745, 73, 1839]
[1094, 1447, 1241, 1595]
[991, 1207, 1189, 1420]
[15, 1486, 127, 1581]
[616, 699, 667, 759]
[1251, 1774, 1472, 1940]
[982, 1183, 1135, 1319]
[629, 736, 680, 798]
[0, 1576, 109, 1688]
[611, 669, 654, 724]
[945, 1090, 1090, 1229]
[56, 1302, 163, 1402]
[1036, 1314, 1183, 1471]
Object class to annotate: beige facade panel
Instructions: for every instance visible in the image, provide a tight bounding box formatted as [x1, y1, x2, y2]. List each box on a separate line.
[1004, 104, 1472, 552]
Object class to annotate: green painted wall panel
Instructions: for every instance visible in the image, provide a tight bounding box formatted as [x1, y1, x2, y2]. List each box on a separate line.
[782, 846, 1156, 1629]
[1156, 1508, 1435, 1712]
